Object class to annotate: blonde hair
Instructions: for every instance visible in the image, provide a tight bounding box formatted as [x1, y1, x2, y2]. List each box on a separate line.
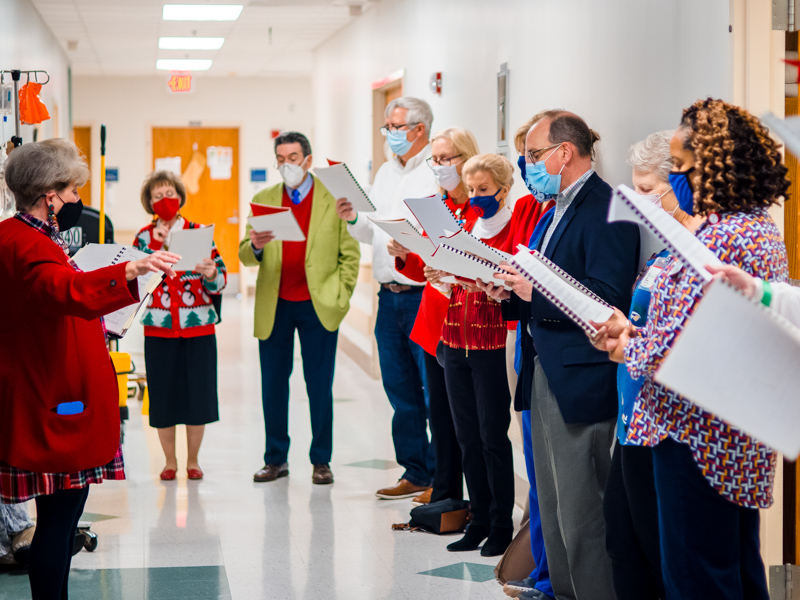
[463, 153, 515, 191]
[431, 127, 480, 196]
[140, 170, 187, 215]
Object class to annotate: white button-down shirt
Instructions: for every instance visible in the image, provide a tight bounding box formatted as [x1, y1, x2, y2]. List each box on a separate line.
[347, 144, 438, 285]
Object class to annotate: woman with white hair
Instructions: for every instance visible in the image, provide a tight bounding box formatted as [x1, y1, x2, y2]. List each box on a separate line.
[601, 131, 701, 600]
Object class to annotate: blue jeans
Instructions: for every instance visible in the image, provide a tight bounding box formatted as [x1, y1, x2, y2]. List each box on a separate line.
[258, 299, 338, 466]
[522, 410, 552, 596]
[374, 287, 433, 487]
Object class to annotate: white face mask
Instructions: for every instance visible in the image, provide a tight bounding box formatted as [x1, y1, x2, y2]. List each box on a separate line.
[640, 188, 674, 214]
[279, 159, 307, 189]
[432, 164, 462, 192]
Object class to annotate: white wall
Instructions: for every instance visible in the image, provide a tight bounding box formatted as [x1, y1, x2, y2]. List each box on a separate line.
[0, 0, 71, 144]
[72, 76, 313, 240]
[312, 0, 732, 199]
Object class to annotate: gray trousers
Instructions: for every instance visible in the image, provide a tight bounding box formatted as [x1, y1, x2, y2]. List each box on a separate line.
[531, 357, 616, 600]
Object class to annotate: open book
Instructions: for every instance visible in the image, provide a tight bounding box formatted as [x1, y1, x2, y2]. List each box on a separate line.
[168, 224, 214, 272]
[655, 280, 800, 458]
[313, 161, 375, 213]
[368, 217, 436, 260]
[72, 244, 163, 338]
[761, 112, 800, 159]
[427, 244, 512, 289]
[247, 203, 305, 241]
[510, 245, 614, 335]
[609, 185, 721, 282]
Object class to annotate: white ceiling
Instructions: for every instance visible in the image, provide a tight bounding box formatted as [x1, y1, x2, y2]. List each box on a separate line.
[30, 0, 372, 77]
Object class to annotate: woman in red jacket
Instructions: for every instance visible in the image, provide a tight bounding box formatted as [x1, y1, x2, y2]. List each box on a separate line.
[134, 171, 227, 482]
[432, 153, 515, 557]
[0, 139, 177, 600]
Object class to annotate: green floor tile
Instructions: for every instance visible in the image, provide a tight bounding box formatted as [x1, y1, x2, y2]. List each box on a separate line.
[344, 459, 399, 470]
[333, 397, 356, 403]
[418, 561, 497, 582]
[80, 511, 119, 523]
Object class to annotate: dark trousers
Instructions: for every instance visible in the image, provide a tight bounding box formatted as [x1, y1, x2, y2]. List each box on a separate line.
[29, 486, 90, 600]
[374, 287, 433, 487]
[424, 351, 463, 502]
[653, 438, 769, 600]
[258, 299, 338, 466]
[443, 346, 513, 530]
[604, 443, 664, 600]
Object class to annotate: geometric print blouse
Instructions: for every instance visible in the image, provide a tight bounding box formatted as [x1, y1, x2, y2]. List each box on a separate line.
[624, 207, 788, 509]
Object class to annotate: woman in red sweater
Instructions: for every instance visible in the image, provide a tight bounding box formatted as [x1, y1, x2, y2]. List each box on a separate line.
[390, 127, 479, 506]
[134, 171, 227, 482]
[0, 139, 177, 600]
[431, 153, 515, 557]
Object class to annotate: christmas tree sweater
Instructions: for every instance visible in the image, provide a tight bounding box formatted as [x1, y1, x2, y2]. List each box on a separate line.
[133, 218, 227, 339]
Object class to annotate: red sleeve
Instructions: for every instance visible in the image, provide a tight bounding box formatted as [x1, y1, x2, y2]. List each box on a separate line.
[396, 252, 427, 283]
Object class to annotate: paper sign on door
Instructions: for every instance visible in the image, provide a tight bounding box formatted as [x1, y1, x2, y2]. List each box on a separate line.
[207, 146, 233, 180]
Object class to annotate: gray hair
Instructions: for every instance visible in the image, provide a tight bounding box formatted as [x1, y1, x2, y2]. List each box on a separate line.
[385, 97, 433, 136]
[4, 138, 89, 212]
[627, 130, 675, 182]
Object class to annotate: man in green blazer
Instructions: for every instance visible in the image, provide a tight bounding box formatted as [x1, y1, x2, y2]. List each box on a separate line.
[239, 131, 360, 486]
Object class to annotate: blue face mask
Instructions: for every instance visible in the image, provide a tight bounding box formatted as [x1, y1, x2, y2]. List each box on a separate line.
[525, 144, 564, 197]
[519, 155, 556, 204]
[668, 168, 695, 216]
[470, 189, 502, 219]
[386, 129, 413, 156]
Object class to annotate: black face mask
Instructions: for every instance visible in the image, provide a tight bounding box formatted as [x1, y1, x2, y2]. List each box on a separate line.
[55, 198, 83, 231]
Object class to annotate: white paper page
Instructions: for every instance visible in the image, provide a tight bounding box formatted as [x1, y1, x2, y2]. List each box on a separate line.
[511, 247, 613, 332]
[441, 229, 511, 264]
[154, 156, 181, 176]
[247, 212, 305, 241]
[610, 185, 721, 282]
[368, 218, 435, 260]
[655, 281, 800, 458]
[168, 225, 215, 272]
[428, 244, 512, 289]
[313, 164, 375, 213]
[761, 112, 800, 160]
[404, 195, 462, 241]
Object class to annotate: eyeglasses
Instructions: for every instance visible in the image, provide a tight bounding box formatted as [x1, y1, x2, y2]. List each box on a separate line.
[526, 143, 561, 164]
[380, 122, 421, 136]
[426, 154, 463, 168]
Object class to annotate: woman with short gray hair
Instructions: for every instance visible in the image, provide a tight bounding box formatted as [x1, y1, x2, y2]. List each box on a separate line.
[0, 139, 178, 599]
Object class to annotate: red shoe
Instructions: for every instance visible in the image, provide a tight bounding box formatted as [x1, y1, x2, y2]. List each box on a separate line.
[187, 468, 204, 480]
[159, 468, 177, 481]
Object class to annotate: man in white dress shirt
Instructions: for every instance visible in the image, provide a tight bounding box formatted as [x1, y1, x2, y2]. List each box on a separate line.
[336, 97, 438, 499]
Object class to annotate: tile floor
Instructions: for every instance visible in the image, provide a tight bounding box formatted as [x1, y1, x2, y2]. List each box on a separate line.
[0, 297, 521, 600]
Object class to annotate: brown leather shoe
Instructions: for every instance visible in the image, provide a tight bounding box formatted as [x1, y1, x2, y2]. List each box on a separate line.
[253, 463, 289, 483]
[411, 487, 433, 506]
[312, 464, 334, 485]
[375, 478, 429, 500]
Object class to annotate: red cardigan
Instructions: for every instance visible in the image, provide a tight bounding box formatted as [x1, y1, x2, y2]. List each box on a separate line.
[0, 217, 139, 473]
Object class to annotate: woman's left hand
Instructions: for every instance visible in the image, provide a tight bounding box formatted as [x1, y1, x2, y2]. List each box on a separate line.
[195, 257, 218, 281]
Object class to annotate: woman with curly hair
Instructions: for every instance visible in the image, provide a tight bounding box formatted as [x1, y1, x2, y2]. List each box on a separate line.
[591, 98, 789, 599]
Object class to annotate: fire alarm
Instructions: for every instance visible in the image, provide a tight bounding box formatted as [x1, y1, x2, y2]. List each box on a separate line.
[429, 72, 442, 95]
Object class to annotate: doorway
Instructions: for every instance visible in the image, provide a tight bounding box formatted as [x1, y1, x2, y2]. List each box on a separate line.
[370, 75, 403, 183]
[151, 127, 240, 279]
[73, 126, 92, 207]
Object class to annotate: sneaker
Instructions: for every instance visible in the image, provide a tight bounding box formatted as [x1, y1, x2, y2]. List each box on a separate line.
[504, 577, 535, 598]
[375, 478, 429, 500]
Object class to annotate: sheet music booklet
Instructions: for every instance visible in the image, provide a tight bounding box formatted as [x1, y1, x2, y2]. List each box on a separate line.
[168, 224, 215, 272]
[510, 245, 614, 335]
[247, 203, 305, 241]
[427, 244, 513, 289]
[313, 160, 376, 213]
[608, 185, 721, 282]
[72, 244, 163, 338]
[367, 217, 436, 260]
[655, 279, 800, 458]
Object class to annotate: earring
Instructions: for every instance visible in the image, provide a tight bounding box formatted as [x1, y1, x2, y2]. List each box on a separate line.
[47, 202, 57, 228]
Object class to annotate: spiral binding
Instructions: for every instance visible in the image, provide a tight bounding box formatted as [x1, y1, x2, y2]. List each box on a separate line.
[437, 244, 511, 288]
[530, 250, 611, 308]
[438, 195, 508, 262]
[341, 163, 375, 211]
[110, 248, 127, 265]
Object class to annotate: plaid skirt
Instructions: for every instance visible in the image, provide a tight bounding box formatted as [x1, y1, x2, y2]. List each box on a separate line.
[0, 446, 125, 504]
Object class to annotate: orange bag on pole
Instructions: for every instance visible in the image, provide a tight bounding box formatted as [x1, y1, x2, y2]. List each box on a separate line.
[18, 82, 50, 125]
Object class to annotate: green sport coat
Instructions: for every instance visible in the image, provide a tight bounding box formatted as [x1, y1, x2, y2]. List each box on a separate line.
[238, 175, 360, 340]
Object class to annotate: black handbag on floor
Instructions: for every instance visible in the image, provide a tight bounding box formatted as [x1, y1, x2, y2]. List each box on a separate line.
[408, 499, 470, 534]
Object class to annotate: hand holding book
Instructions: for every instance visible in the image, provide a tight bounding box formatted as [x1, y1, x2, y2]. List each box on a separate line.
[124, 250, 181, 280]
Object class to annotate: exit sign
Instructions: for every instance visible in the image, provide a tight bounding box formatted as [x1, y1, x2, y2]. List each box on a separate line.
[167, 73, 193, 93]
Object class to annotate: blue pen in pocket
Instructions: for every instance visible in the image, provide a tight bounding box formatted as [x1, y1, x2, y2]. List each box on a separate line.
[55, 401, 85, 415]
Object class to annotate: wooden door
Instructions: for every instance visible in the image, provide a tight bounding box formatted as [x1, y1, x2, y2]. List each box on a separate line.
[151, 128, 240, 274]
[73, 126, 91, 207]
[371, 78, 404, 183]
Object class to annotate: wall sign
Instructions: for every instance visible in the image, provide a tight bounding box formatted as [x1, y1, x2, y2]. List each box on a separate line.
[167, 73, 193, 94]
[250, 169, 267, 183]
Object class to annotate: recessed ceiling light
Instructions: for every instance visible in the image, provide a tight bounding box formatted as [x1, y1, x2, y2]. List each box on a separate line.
[156, 59, 213, 71]
[159, 37, 225, 50]
[162, 5, 243, 21]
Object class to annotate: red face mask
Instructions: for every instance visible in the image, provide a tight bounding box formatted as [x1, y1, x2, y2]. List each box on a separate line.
[153, 196, 180, 221]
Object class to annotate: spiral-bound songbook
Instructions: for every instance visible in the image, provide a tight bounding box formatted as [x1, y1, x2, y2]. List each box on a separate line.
[655, 279, 800, 458]
[368, 217, 436, 260]
[404, 194, 462, 241]
[511, 246, 613, 336]
[609, 185, 722, 282]
[428, 244, 512, 289]
[72, 244, 163, 338]
[313, 162, 375, 213]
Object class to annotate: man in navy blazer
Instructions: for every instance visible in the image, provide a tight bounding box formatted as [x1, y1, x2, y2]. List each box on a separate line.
[483, 111, 639, 600]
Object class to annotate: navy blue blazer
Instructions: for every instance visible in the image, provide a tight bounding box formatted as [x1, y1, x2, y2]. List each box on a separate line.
[505, 172, 639, 424]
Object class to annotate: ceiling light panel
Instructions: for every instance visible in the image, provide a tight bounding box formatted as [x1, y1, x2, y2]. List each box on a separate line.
[158, 37, 225, 50]
[156, 59, 213, 71]
[162, 5, 243, 21]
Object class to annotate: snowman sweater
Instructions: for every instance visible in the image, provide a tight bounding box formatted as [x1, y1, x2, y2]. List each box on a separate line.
[134, 219, 227, 338]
